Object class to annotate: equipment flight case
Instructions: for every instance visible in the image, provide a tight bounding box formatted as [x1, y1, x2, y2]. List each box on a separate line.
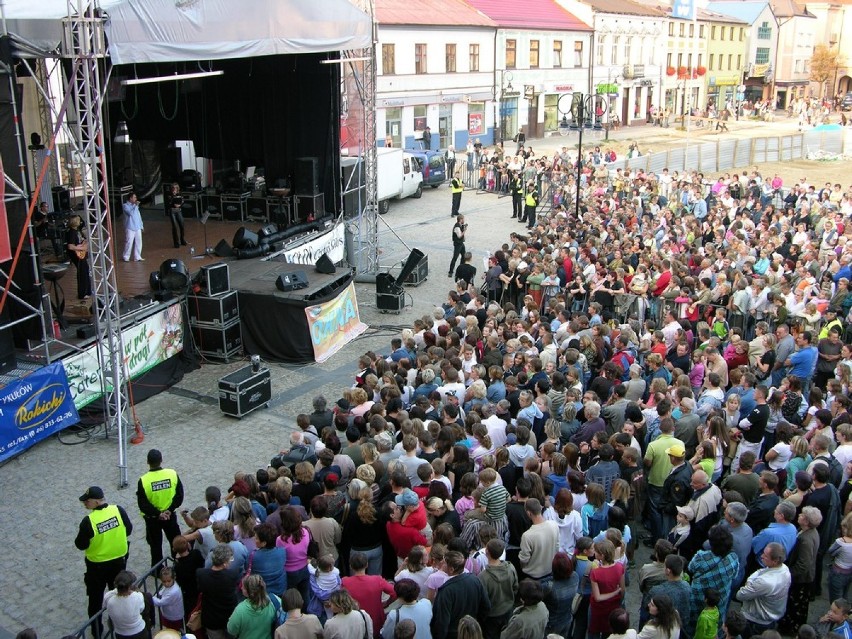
[218, 364, 272, 418]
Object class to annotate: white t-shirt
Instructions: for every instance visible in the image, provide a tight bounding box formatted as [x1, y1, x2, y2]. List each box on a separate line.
[104, 591, 146, 636]
[768, 442, 792, 471]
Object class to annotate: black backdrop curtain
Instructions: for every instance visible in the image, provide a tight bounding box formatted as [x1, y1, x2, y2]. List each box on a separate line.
[109, 53, 340, 209]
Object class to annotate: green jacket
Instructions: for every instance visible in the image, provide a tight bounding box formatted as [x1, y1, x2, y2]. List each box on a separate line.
[478, 561, 518, 617]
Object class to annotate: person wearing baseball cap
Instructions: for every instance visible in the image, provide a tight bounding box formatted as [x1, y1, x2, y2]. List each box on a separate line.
[75, 485, 133, 636]
[658, 441, 694, 545]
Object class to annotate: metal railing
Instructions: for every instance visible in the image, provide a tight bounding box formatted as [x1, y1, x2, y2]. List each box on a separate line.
[69, 558, 174, 639]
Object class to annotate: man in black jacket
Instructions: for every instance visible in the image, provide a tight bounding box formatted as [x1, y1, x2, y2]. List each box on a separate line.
[659, 443, 693, 539]
[432, 551, 491, 639]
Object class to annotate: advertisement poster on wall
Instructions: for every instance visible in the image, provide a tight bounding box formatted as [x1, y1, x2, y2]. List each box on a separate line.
[468, 113, 483, 135]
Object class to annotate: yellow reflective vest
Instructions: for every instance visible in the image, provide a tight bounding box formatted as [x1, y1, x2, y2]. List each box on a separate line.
[140, 468, 178, 513]
[86, 505, 128, 563]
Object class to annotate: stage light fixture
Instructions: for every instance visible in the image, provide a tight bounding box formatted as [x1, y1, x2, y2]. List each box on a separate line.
[159, 259, 190, 291]
[122, 70, 223, 86]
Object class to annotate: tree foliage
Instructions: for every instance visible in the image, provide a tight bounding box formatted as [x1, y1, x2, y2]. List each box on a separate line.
[810, 44, 844, 85]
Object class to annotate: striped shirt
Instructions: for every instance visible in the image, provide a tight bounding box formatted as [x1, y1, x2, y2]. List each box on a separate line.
[480, 484, 510, 521]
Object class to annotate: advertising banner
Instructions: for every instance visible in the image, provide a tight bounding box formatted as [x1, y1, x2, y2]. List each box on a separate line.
[468, 113, 484, 135]
[0, 362, 80, 462]
[64, 303, 184, 409]
[279, 224, 345, 266]
[304, 282, 368, 363]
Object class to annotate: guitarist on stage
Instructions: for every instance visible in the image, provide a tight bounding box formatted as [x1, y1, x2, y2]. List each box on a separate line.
[66, 214, 92, 300]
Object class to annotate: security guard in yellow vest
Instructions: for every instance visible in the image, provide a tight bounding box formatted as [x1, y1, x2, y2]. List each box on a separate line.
[522, 182, 539, 230]
[137, 448, 183, 566]
[819, 308, 844, 340]
[75, 485, 132, 632]
[450, 171, 464, 217]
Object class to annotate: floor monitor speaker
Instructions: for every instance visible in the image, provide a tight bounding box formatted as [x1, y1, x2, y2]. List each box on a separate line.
[315, 254, 336, 274]
[214, 239, 233, 257]
[276, 271, 309, 292]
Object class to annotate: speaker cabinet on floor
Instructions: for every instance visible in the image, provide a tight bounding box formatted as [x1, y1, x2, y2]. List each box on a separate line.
[199, 263, 230, 297]
[295, 157, 320, 195]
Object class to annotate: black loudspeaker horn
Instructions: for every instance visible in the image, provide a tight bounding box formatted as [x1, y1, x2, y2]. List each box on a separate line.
[315, 254, 336, 274]
[395, 248, 425, 287]
[276, 271, 309, 292]
[233, 227, 259, 250]
[214, 239, 233, 257]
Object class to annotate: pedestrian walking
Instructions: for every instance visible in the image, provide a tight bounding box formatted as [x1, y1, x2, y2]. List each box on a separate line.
[451, 172, 464, 217]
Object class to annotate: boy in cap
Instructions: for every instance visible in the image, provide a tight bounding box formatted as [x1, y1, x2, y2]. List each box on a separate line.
[668, 505, 695, 551]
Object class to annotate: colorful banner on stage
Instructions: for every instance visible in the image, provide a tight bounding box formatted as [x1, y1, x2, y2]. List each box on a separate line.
[279, 223, 345, 266]
[63, 303, 185, 409]
[0, 362, 79, 463]
[304, 282, 367, 363]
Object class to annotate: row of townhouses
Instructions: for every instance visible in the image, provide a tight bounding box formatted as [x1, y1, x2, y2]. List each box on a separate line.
[374, 0, 852, 150]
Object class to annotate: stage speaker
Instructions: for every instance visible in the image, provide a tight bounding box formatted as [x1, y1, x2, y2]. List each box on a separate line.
[180, 196, 199, 219]
[161, 147, 182, 183]
[199, 262, 230, 296]
[395, 248, 425, 287]
[295, 157, 320, 195]
[258, 223, 278, 239]
[276, 271, 309, 292]
[233, 227, 259, 250]
[159, 259, 190, 291]
[315, 254, 336, 274]
[0, 306, 15, 375]
[247, 197, 267, 221]
[376, 272, 397, 295]
[214, 239, 233, 257]
[341, 158, 366, 217]
[52, 186, 71, 212]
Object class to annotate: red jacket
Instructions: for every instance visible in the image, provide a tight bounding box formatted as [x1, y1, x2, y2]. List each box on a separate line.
[386, 521, 427, 558]
[652, 270, 671, 297]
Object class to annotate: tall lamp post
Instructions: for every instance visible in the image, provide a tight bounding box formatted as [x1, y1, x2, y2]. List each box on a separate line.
[499, 71, 514, 146]
[569, 93, 596, 218]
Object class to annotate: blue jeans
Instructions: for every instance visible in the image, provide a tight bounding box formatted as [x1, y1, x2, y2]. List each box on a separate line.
[353, 545, 383, 576]
[829, 567, 852, 602]
[287, 566, 310, 609]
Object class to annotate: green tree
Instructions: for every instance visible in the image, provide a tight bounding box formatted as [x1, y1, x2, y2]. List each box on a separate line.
[810, 44, 845, 97]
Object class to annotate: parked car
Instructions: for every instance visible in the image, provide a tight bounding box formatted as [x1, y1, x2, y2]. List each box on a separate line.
[405, 149, 448, 188]
[841, 92, 852, 111]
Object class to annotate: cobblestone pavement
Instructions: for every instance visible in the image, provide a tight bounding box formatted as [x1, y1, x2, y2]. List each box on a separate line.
[0, 120, 839, 635]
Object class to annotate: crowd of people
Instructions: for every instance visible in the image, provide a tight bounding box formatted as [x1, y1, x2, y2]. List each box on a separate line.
[72, 163, 852, 639]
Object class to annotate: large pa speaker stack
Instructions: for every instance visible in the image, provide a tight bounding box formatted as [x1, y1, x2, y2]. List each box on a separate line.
[376, 248, 425, 314]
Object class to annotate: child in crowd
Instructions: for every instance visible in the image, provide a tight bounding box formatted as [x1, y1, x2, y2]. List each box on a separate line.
[694, 588, 721, 639]
[308, 554, 341, 621]
[151, 566, 184, 631]
[180, 506, 215, 560]
[454, 472, 478, 519]
[667, 505, 693, 552]
[465, 524, 500, 576]
[432, 458, 453, 494]
[478, 468, 511, 540]
[425, 544, 450, 601]
[413, 464, 433, 499]
[722, 609, 749, 639]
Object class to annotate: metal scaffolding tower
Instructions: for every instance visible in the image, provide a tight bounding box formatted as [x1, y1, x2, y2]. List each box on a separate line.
[342, 0, 379, 277]
[62, 0, 132, 487]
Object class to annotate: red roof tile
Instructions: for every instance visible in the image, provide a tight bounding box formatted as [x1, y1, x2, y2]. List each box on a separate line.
[376, 0, 496, 26]
[463, 0, 592, 30]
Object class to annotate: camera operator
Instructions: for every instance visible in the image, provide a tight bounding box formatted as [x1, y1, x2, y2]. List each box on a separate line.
[449, 214, 467, 278]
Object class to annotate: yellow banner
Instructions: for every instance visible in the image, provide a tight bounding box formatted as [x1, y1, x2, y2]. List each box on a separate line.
[304, 282, 368, 363]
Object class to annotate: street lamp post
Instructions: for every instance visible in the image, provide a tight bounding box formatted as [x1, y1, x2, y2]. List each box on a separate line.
[570, 93, 596, 219]
[499, 71, 514, 146]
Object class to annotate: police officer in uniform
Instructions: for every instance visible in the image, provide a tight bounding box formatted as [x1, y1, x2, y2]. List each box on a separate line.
[522, 181, 539, 229]
[75, 486, 132, 634]
[137, 448, 184, 566]
[450, 171, 464, 217]
[510, 171, 524, 219]
[448, 214, 467, 278]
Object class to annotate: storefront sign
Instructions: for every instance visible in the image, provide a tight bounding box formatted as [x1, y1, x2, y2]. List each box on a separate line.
[639, 79, 653, 86]
[633, 65, 646, 78]
[752, 64, 769, 78]
[468, 113, 484, 135]
[381, 99, 404, 107]
[711, 75, 739, 86]
[280, 224, 345, 266]
[441, 95, 462, 103]
[596, 83, 619, 95]
[552, 84, 574, 93]
[305, 282, 368, 363]
[524, 85, 535, 100]
[63, 303, 184, 409]
[0, 362, 79, 462]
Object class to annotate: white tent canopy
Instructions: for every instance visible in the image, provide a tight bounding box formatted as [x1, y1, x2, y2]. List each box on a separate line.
[0, 0, 372, 62]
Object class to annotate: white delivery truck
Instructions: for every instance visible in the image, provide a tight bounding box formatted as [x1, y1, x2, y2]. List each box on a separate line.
[376, 147, 422, 213]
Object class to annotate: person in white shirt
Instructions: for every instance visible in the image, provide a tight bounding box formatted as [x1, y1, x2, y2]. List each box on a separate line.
[736, 542, 792, 633]
[834, 423, 852, 482]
